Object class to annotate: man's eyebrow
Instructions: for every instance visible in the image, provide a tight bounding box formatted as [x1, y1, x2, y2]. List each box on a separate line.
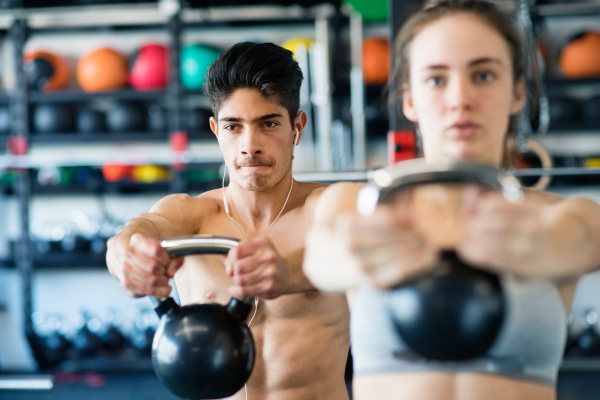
[219, 117, 243, 122]
[420, 58, 504, 71]
[218, 113, 284, 123]
[253, 113, 284, 122]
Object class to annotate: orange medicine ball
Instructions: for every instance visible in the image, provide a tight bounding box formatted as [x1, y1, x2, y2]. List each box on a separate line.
[559, 31, 600, 79]
[23, 51, 70, 91]
[77, 48, 129, 92]
[363, 37, 390, 85]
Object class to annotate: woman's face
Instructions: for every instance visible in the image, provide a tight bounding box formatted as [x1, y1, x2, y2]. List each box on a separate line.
[403, 13, 525, 166]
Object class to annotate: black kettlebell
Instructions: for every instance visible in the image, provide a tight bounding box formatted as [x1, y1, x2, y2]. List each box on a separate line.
[357, 160, 523, 361]
[151, 235, 255, 399]
[387, 251, 504, 360]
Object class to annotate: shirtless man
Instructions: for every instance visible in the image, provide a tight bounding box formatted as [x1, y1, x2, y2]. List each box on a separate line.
[106, 42, 350, 400]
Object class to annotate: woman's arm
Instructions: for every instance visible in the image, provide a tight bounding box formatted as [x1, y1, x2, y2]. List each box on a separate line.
[303, 182, 368, 292]
[303, 182, 439, 291]
[457, 192, 600, 280]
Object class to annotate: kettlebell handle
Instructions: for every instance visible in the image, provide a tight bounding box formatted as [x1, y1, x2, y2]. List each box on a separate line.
[149, 235, 252, 308]
[160, 235, 240, 256]
[357, 159, 523, 216]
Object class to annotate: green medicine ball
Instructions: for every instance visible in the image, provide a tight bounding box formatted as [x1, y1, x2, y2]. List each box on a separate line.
[344, 0, 388, 22]
[181, 44, 221, 91]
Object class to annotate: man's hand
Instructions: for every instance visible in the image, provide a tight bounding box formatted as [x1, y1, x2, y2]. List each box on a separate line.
[224, 237, 292, 299]
[339, 204, 439, 289]
[456, 191, 551, 276]
[113, 233, 184, 298]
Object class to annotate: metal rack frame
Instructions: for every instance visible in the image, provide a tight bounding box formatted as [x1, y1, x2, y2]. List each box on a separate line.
[0, 0, 358, 372]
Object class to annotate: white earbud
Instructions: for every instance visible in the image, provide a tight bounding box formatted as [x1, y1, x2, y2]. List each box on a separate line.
[222, 163, 230, 215]
[293, 129, 299, 156]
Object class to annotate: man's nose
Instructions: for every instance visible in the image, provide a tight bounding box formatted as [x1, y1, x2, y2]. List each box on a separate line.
[240, 128, 262, 155]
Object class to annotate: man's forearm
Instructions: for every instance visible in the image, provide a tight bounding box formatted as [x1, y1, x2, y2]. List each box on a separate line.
[106, 217, 160, 280]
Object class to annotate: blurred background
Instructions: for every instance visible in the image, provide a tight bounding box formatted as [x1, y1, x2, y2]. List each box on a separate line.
[1, 0, 600, 399]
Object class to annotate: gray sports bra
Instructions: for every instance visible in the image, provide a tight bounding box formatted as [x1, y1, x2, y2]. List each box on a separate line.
[351, 275, 567, 386]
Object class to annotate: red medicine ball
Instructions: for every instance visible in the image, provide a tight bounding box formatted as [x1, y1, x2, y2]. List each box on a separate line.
[130, 44, 169, 90]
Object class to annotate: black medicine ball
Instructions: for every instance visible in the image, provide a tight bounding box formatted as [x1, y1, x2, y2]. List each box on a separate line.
[77, 109, 105, 133]
[185, 108, 212, 133]
[106, 103, 145, 132]
[582, 96, 600, 121]
[147, 104, 167, 132]
[25, 57, 54, 91]
[0, 106, 10, 134]
[549, 97, 580, 123]
[33, 104, 72, 133]
[550, 97, 581, 122]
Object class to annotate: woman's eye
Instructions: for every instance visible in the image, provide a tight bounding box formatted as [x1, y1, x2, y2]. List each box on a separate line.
[475, 72, 494, 83]
[426, 77, 445, 87]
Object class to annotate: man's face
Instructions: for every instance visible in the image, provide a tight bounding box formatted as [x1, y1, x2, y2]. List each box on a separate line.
[210, 88, 300, 192]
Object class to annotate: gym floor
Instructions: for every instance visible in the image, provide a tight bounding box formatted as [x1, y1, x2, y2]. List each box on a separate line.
[0, 372, 598, 400]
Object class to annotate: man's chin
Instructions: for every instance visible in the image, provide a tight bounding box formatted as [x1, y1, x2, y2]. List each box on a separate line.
[239, 177, 271, 191]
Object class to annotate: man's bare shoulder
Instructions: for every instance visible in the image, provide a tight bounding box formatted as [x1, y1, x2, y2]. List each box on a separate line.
[312, 182, 366, 226]
[149, 192, 218, 213]
[297, 181, 329, 207]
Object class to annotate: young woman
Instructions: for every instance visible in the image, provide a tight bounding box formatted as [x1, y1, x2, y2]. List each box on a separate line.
[304, 1, 600, 400]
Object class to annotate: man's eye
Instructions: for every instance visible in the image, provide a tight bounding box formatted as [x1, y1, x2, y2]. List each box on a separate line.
[263, 121, 278, 128]
[224, 125, 238, 131]
[475, 72, 494, 83]
[426, 77, 445, 87]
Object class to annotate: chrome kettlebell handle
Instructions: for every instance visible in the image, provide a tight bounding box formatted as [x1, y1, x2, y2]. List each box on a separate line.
[150, 235, 252, 308]
[357, 159, 523, 216]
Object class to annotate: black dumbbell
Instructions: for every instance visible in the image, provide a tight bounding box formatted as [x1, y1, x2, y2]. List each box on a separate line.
[99, 310, 127, 353]
[577, 309, 600, 357]
[129, 308, 156, 356]
[72, 313, 102, 358]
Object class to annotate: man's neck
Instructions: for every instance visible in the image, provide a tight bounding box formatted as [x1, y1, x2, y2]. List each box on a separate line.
[224, 173, 295, 236]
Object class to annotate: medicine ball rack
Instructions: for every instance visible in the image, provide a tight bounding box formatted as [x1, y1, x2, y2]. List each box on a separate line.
[0, 1, 366, 373]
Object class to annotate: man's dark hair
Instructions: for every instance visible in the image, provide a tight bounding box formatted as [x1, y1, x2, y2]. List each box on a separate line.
[204, 42, 303, 123]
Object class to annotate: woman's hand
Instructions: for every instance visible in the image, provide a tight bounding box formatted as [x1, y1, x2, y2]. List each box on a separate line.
[339, 203, 439, 289]
[456, 191, 556, 276]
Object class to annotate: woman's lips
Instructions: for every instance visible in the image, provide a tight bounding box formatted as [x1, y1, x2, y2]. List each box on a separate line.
[447, 122, 480, 138]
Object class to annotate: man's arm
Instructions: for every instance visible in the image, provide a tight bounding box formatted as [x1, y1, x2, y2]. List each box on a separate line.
[106, 194, 206, 297]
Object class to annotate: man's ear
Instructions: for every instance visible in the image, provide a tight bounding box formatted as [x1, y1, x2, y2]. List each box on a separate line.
[293, 110, 308, 145]
[210, 116, 218, 142]
[402, 84, 418, 123]
[510, 77, 526, 115]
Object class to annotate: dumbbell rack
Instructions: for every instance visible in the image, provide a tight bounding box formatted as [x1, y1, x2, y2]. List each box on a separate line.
[0, 0, 367, 373]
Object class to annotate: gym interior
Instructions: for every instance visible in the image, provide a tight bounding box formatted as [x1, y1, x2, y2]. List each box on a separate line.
[1, 0, 600, 399]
